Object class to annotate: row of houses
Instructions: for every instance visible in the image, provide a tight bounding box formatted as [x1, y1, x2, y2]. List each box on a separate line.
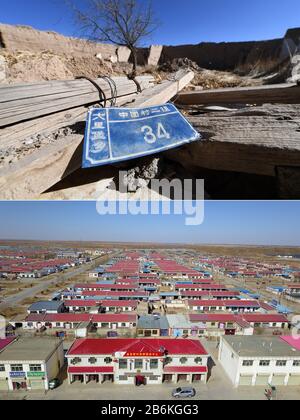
[15, 313, 137, 332]
[12, 310, 290, 341]
[195, 255, 299, 281]
[2, 333, 300, 391]
[187, 299, 272, 313]
[0, 257, 87, 279]
[0, 336, 209, 390]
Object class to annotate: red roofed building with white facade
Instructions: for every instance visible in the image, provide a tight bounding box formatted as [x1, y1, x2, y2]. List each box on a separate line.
[66, 338, 209, 386]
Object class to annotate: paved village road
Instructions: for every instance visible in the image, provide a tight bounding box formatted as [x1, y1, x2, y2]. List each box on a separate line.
[0, 254, 111, 311]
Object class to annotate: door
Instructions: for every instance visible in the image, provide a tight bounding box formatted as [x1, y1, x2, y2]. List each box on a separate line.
[73, 375, 84, 383]
[103, 374, 114, 383]
[239, 375, 253, 386]
[29, 379, 45, 390]
[225, 329, 236, 336]
[255, 375, 270, 386]
[0, 380, 8, 391]
[192, 374, 202, 382]
[271, 375, 286, 386]
[178, 374, 189, 382]
[12, 381, 27, 391]
[288, 375, 300, 386]
[87, 375, 99, 383]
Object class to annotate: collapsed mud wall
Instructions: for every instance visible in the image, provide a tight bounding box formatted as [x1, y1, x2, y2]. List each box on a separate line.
[0, 23, 117, 58]
[161, 39, 283, 73]
[0, 22, 299, 79]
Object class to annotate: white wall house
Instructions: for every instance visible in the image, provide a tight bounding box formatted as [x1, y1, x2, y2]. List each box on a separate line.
[0, 337, 64, 392]
[218, 336, 300, 387]
[67, 338, 209, 386]
[188, 300, 261, 313]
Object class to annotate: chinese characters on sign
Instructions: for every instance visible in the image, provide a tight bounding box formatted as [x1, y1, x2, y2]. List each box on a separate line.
[82, 104, 201, 168]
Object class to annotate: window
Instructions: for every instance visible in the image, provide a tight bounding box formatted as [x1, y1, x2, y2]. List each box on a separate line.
[101, 323, 109, 328]
[180, 357, 188, 364]
[104, 357, 112, 364]
[149, 375, 160, 381]
[242, 360, 254, 367]
[134, 359, 143, 370]
[183, 330, 189, 335]
[29, 364, 42, 372]
[70, 358, 82, 365]
[165, 357, 172, 365]
[293, 360, 300, 366]
[119, 359, 128, 369]
[121, 323, 126, 327]
[276, 360, 287, 367]
[11, 364, 23, 372]
[89, 358, 97, 365]
[150, 359, 158, 369]
[194, 357, 202, 364]
[259, 360, 270, 367]
[0, 365, 5, 372]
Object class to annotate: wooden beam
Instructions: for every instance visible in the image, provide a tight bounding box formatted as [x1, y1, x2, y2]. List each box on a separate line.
[176, 83, 300, 106]
[0, 95, 137, 200]
[0, 71, 194, 199]
[164, 104, 300, 178]
[0, 75, 154, 127]
[132, 70, 195, 107]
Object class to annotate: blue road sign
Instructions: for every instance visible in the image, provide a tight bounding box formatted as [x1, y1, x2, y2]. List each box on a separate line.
[82, 103, 201, 168]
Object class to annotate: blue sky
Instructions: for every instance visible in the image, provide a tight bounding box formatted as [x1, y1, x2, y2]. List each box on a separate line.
[0, 201, 299, 245]
[1, 0, 300, 45]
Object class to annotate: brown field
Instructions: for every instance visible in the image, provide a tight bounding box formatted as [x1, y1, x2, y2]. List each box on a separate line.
[1, 239, 300, 256]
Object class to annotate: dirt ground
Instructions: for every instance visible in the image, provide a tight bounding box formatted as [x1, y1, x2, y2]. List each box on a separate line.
[1, 50, 123, 84]
[0, 49, 259, 89]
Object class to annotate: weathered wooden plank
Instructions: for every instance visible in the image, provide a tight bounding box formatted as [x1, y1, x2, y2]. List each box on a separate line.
[0, 76, 154, 126]
[0, 76, 154, 101]
[133, 70, 195, 107]
[0, 94, 137, 199]
[0, 71, 194, 200]
[176, 83, 300, 106]
[0, 134, 84, 199]
[0, 107, 88, 149]
[164, 104, 300, 178]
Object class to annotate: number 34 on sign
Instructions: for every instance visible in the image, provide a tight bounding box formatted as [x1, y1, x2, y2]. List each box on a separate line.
[82, 103, 201, 168]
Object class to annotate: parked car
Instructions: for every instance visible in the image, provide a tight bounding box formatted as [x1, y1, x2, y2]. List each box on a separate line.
[172, 387, 196, 399]
[48, 378, 61, 390]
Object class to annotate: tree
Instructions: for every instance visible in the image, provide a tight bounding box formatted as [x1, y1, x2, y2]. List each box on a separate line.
[71, 0, 158, 77]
